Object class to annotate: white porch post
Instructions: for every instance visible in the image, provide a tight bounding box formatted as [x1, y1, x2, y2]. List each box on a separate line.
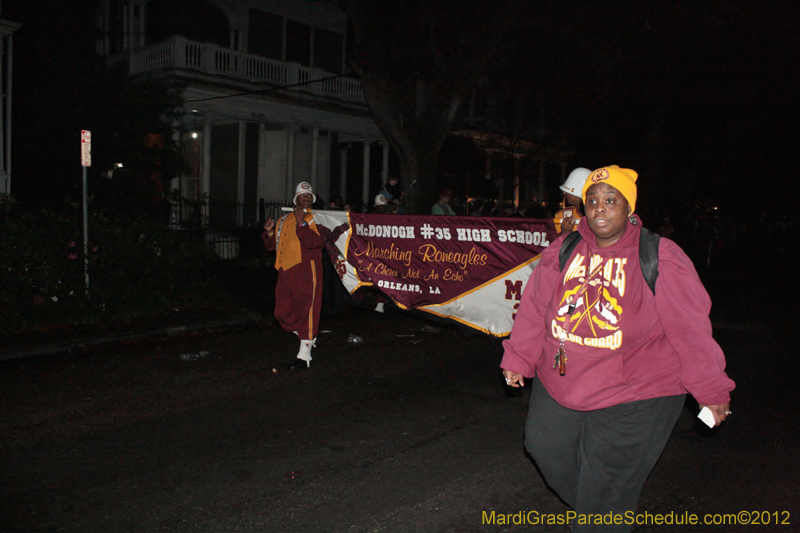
[169, 116, 181, 226]
[237, 121, 246, 225]
[310, 127, 320, 193]
[285, 126, 296, 203]
[339, 144, 348, 203]
[381, 141, 389, 186]
[201, 115, 212, 220]
[2, 35, 8, 191]
[0, 36, 5, 189]
[257, 123, 266, 202]
[361, 139, 371, 209]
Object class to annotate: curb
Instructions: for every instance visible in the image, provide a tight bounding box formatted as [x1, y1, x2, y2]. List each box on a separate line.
[0, 316, 266, 363]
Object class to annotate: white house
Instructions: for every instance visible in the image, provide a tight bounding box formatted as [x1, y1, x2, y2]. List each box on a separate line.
[96, 0, 391, 227]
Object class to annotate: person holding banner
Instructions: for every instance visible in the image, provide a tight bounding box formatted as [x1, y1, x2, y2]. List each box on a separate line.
[371, 194, 394, 313]
[501, 165, 734, 532]
[263, 182, 344, 371]
[431, 189, 457, 215]
[553, 167, 591, 235]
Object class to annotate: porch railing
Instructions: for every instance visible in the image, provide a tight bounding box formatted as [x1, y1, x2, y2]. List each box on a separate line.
[130, 36, 365, 103]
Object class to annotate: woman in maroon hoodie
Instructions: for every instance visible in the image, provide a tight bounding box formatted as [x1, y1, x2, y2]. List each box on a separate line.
[502, 165, 734, 532]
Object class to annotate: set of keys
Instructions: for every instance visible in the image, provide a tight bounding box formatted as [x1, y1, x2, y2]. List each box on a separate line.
[553, 302, 576, 376]
[553, 345, 567, 376]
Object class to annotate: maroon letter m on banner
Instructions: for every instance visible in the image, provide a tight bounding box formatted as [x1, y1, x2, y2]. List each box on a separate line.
[504, 280, 523, 301]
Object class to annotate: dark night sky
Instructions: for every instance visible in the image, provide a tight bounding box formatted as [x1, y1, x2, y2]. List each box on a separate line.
[5, 0, 799, 217]
[504, 0, 799, 215]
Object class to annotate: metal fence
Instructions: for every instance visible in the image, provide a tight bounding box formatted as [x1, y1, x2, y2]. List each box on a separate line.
[167, 199, 291, 261]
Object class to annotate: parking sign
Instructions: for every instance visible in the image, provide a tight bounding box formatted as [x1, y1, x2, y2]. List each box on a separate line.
[81, 130, 91, 167]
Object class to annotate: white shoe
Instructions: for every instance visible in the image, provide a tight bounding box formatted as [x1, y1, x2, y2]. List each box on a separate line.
[296, 339, 313, 363]
[289, 340, 313, 371]
[375, 302, 385, 313]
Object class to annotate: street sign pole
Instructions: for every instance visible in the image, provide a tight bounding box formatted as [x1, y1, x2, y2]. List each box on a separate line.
[81, 130, 91, 294]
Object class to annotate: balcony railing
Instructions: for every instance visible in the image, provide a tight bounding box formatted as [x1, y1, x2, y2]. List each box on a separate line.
[130, 36, 364, 104]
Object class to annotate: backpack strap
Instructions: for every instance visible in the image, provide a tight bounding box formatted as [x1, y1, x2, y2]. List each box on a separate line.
[559, 231, 582, 271]
[638, 227, 660, 294]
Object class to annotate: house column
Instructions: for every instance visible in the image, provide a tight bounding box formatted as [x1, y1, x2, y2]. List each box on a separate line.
[0, 37, 5, 193]
[339, 144, 348, 202]
[361, 139, 371, 209]
[237, 121, 246, 225]
[285, 126, 297, 203]
[381, 141, 389, 186]
[201, 115, 213, 219]
[310, 127, 320, 193]
[0, 17, 25, 193]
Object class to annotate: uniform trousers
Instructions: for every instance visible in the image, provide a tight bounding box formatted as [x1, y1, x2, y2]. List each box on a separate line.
[525, 378, 685, 532]
[274, 260, 322, 341]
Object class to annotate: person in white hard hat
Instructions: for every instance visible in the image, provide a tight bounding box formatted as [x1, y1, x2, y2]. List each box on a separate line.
[369, 193, 394, 313]
[554, 167, 591, 235]
[262, 182, 344, 371]
[373, 193, 393, 214]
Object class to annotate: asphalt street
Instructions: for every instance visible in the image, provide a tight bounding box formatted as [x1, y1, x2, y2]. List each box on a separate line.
[1, 261, 797, 532]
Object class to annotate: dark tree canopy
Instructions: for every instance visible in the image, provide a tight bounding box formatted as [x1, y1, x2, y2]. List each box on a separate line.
[500, 0, 800, 213]
[342, 0, 523, 213]
[7, 0, 185, 215]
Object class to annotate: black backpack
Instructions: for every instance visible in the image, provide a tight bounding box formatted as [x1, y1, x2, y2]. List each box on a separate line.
[558, 228, 660, 293]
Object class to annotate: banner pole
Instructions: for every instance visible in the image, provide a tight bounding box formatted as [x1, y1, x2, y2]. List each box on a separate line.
[80, 130, 91, 296]
[82, 164, 90, 294]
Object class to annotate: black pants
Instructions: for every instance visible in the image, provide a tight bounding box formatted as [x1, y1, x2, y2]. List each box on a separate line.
[525, 378, 685, 532]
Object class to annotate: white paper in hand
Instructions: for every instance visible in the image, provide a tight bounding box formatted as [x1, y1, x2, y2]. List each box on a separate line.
[697, 406, 716, 428]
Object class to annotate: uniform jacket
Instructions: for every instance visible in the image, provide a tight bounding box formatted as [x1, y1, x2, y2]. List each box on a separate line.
[262, 212, 342, 271]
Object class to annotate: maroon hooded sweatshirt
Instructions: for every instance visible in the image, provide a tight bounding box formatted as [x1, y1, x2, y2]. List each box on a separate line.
[501, 215, 734, 411]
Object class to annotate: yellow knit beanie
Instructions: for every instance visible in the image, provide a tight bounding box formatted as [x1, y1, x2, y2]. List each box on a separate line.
[582, 165, 639, 214]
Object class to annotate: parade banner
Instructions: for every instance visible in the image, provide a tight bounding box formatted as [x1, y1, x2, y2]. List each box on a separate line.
[310, 210, 557, 337]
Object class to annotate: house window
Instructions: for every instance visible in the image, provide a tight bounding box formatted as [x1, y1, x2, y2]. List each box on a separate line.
[286, 19, 311, 66]
[248, 9, 283, 60]
[146, 0, 229, 48]
[314, 27, 343, 74]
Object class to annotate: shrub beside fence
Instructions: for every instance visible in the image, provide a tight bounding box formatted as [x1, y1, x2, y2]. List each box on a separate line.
[0, 203, 235, 335]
